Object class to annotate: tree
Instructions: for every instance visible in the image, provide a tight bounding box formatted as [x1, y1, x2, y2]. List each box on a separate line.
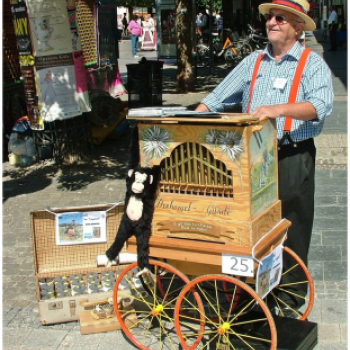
[195, 0, 222, 12]
[175, 0, 195, 93]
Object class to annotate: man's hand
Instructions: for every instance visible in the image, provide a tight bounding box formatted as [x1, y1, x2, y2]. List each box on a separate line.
[195, 103, 210, 112]
[251, 102, 316, 121]
[250, 105, 282, 120]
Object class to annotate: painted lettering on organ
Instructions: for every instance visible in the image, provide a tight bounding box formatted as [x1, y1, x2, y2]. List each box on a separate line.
[155, 199, 197, 213]
[172, 221, 213, 232]
[155, 198, 233, 217]
[206, 204, 232, 217]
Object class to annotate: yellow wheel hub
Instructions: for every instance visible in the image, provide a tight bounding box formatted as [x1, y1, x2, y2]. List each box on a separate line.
[218, 322, 230, 335]
[151, 304, 164, 316]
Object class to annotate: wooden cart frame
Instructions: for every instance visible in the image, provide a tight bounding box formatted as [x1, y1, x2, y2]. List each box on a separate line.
[113, 114, 314, 350]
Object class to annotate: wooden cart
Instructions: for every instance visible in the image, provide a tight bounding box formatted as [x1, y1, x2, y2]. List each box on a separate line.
[113, 114, 314, 350]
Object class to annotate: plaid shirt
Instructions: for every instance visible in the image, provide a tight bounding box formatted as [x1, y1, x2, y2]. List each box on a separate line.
[201, 41, 334, 143]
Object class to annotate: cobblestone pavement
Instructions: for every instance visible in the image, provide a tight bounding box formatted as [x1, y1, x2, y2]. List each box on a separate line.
[2, 30, 347, 349]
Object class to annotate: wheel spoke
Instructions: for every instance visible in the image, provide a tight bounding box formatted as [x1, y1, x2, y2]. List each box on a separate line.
[114, 260, 198, 350]
[266, 247, 314, 320]
[175, 275, 277, 350]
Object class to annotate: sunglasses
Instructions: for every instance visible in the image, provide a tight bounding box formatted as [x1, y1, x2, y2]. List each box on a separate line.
[264, 13, 304, 24]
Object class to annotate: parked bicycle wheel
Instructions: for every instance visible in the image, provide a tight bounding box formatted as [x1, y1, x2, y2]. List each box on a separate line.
[196, 44, 211, 67]
[224, 47, 238, 66]
[241, 42, 253, 59]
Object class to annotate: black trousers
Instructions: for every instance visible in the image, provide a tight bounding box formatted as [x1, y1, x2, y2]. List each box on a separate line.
[278, 138, 316, 307]
[329, 24, 337, 50]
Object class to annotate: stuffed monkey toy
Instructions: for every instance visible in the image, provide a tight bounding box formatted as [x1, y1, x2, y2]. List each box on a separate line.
[105, 126, 159, 274]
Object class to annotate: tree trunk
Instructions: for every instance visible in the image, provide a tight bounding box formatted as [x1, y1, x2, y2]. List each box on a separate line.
[175, 0, 195, 93]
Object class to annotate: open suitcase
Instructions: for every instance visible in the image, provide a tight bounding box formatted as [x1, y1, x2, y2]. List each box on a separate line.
[30, 202, 130, 325]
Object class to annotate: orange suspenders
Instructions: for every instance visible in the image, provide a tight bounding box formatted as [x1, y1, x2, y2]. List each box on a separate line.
[246, 53, 264, 114]
[247, 48, 311, 146]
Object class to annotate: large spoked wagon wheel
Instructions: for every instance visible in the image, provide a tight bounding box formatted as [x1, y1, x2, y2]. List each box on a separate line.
[113, 260, 203, 350]
[266, 246, 314, 320]
[174, 274, 277, 350]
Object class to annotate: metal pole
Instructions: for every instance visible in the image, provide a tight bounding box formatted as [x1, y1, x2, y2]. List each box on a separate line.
[209, 0, 214, 73]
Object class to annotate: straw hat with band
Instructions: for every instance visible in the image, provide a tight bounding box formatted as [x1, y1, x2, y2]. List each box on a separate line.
[259, 0, 316, 31]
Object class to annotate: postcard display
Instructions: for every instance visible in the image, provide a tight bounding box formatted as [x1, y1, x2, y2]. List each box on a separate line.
[20, 0, 91, 126]
[30, 203, 134, 325]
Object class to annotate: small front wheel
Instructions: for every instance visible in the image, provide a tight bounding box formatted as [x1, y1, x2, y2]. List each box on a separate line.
[114, 260, 203, 350]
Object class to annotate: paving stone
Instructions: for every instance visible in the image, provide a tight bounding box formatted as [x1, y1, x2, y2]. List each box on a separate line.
[340, 324, 348, 343]
[308, 246, 342, 262]
[308, 261, 324, 281]
[314, 343, 348, 350]
[317, 324, 341, 343]
[313, 216, 347, 230]
[310, 230, 322, 246]
[322, 231, 347, 246]
[321, 299, 347, 323]
[2, 327, 33, 348]
[94, 330, 144, 350]
[56, 330, 100, 350]
[314, 206, 347, 219]
[19, 328, 67, 349]
[307, 298, 322, 323]
[324, 261, 347, 281]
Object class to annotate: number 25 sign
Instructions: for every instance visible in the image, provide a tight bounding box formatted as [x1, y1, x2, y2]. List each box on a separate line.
[222, 254, 254, 277]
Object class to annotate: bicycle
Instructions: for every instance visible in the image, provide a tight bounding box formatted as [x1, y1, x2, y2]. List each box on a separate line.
[246, 24, 269, 50]
[196, 29, 253, 67]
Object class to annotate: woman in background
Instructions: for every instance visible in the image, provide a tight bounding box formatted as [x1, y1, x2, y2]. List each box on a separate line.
[127, 14, 142, 58]
[141, 14, 154, 51]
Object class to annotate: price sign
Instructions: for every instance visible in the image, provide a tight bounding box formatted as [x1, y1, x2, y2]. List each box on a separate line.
[222, 254, 254, 277]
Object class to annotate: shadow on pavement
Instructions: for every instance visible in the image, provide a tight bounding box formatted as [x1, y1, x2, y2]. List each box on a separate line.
[3, 128, 132, 203]
[311, 30, 347, 88]
[162, 64, 232, 93]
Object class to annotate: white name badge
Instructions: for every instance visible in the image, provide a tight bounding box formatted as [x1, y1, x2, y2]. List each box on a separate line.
[222, 254, 254, 277]
[273, 78, 287, 89]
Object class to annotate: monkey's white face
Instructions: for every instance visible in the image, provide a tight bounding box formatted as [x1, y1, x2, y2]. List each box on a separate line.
[132, 182, 144, 193]
[131, 172, 148, 193]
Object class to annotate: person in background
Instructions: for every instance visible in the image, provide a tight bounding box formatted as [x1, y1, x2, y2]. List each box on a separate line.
[148, 13, 155, 31]
[195, 0, 333, 318]
[117, 15, 124, 42]
[196, 8, 210, 43]
[127, 14, 142, 58]
[216, 11, 223, 38]
[137, 15, 144, 52]
[327, 5, 338, 51]
[152, 14, 157, 50]
[122, 13, 128, 36]
[141, 14, 154, 51]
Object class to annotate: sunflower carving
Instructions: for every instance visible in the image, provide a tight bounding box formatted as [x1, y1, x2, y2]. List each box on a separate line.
[141, 126, 172, 159]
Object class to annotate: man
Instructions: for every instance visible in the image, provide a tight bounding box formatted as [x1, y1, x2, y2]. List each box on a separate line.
[327, 5, 338, 51]
[196, 0, 333, 316]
